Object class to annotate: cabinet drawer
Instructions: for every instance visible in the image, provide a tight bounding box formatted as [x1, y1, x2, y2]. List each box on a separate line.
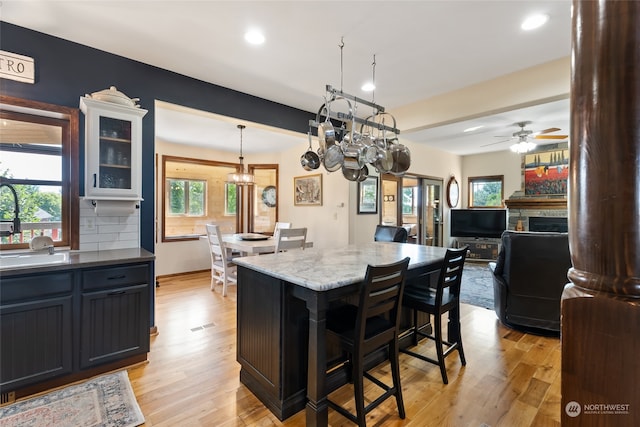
[0, 272, 73, 304]
[82, 264, 148, 291]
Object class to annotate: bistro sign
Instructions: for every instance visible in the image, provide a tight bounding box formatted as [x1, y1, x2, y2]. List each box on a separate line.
[0, 50, 35, 84]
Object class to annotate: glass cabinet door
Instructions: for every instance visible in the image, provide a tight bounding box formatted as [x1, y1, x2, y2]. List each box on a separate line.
[99, 116, 132, 190]
[80, 96, 147, 200]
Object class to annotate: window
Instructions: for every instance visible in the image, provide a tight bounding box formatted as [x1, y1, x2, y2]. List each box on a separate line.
[468, 175, 504, 208]
[167, 179, 206, 216]
[225, 183, 236, 216]
[162, 156, 239, 241]
[0, 97, 79, 250]
[402, 187, 416, 215]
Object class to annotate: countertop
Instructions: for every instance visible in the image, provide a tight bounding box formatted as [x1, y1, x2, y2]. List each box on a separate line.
[233, 242, 447, 291]
[0, 247, 155, 277]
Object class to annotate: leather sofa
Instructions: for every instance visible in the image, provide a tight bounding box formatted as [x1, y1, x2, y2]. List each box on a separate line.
[374, 225, 408, 243]
[489, 231, 572, 335]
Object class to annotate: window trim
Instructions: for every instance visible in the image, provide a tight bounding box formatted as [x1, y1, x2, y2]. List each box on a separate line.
[467, 175, 505, 208]
[0, 96, 79, 250]
[161, 155, 240, 242]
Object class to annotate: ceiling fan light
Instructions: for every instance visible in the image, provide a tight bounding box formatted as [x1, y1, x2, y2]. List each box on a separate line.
[521, 14, 549, 31]
[510, 141, 536, 153]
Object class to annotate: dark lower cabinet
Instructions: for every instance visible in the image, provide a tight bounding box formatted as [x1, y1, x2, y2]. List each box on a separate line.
[81, 283, 149, 368]
[0, 260, 152, 399]
[1, 296, 73, 391]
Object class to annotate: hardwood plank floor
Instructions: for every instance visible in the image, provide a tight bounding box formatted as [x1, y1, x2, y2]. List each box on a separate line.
[129, 271, 561, 426]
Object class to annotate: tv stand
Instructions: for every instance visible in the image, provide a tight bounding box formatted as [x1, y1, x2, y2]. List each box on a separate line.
[453, 237, 500, 261]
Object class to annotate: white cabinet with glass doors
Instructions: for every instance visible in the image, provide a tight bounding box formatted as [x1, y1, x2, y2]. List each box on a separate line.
[80, 97, 147, 200]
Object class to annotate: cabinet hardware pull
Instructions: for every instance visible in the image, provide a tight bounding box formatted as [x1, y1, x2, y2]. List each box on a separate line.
[93, 173, 97, 188]
[107, 290, 126, 296]
[107, 275, 126, 280]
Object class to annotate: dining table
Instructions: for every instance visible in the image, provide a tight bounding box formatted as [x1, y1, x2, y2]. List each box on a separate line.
[200, 233, 313, 256]
[233, 242, 448, 426]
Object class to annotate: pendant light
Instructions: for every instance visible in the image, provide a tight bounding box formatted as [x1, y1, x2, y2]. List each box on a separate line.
[227, 124, 255, 185]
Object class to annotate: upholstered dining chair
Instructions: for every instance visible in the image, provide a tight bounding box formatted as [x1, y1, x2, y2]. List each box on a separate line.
[205, 224, 237, 297]
[274, 227, 307, 253]
[325, 257, 410, 427]
[400, 246, 468, 384]
[373, 225, 408, 243]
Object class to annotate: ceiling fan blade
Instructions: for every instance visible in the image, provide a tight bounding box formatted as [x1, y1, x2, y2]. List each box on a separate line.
[534, 134, 569, 140]
[537, 127, 561, 134]
[481, 138, 511, 147]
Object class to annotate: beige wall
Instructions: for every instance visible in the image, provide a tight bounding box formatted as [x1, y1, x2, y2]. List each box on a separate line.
[461, 149, 523, 209]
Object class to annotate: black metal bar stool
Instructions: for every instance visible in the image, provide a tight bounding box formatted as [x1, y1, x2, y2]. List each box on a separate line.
[400, 246, 468, 384]
[326, 257, 410, 426]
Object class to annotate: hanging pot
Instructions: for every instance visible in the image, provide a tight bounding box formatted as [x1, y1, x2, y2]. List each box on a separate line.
[342, 164, 361, 181]
[389, 143, 411, 176]
[317, 101, 335, 151]
[357, 165, 369, 182]
[300, 132, 321, 171]
[342, 143, 365, 170]
[323, 144, 344, 172]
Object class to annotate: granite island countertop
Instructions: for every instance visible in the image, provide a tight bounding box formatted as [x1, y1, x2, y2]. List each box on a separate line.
[233, 242, 447, 291]
[0, 247, 155, 277]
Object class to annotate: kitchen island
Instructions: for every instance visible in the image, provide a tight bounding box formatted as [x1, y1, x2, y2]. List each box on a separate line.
[234, 242, 447, 427]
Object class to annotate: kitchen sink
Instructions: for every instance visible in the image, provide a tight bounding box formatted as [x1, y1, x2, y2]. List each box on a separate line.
[0, 252, 70, 269]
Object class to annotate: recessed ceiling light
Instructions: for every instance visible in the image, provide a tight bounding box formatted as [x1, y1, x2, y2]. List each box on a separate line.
[244, 30, 265, 45]
[463, 125, 484, 133]
[361, 82, 375, 92]
[521, 14, 549, 31]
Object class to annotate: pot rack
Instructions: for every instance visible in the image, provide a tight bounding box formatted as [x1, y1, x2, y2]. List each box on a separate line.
[308, 85, 401, 135]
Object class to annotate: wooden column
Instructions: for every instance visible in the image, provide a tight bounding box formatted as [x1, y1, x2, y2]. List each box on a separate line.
[562, 1, 640, 425]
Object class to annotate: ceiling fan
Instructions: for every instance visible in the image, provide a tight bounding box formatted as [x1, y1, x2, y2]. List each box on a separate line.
[481, 121, 568, 152]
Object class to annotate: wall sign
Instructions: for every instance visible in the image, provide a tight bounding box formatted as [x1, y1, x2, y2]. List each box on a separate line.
[0, 50, 35, 84]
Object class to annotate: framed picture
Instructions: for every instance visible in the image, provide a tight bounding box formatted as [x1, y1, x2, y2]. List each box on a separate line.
[294, 174, 322, 206]
[524, 148, 569, 195]
[358, 176, 378, 214]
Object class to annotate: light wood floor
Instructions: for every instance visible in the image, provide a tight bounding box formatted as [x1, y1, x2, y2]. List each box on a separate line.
[128, 271, 561, 427]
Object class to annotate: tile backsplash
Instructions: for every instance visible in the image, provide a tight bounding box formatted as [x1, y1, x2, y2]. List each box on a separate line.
[79, 199, 140, 251]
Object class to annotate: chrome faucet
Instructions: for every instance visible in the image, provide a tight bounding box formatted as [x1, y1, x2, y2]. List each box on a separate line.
[0, 179, 21, 237]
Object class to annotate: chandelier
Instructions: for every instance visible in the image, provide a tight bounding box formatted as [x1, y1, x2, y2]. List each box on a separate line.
[227, 124, 255, 185]
[301, 42, 410, 181]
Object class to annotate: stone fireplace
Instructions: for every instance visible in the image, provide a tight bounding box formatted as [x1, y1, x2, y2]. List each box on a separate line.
[504, 191, 568, 232]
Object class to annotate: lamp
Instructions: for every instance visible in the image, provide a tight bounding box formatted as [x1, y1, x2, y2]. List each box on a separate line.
[227, 124, 255, 185]
[510, 136, 536, 153]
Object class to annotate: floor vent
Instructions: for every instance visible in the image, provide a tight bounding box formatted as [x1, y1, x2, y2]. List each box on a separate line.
[190, 322, 215, 332]
[1, 391, 16, 406]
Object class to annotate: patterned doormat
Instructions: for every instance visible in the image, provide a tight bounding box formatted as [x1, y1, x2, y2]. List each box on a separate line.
[460, 262, 494, 310]
[0, 371, 144, 427]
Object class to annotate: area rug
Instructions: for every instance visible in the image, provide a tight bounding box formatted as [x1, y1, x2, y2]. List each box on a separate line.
[0, 371, 144, 427]
[460, 262, 494, 310]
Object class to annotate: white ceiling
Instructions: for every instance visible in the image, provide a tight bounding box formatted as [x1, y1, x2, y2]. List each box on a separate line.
[1, 0, 572, 155]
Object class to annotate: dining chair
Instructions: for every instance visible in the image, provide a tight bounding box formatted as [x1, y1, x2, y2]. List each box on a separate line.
[325, 257, 410, 427]
[274, 227, 307, 253]
[205, 224, 237, 296]
[400, 246, 468, 384]
[274, 221, 292, 232]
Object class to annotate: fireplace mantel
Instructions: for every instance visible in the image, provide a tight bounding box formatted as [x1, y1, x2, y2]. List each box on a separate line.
[505, 197, 567, 210]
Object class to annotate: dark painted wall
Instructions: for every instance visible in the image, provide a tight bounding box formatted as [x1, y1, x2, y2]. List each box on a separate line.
[0, 22, 314, 252]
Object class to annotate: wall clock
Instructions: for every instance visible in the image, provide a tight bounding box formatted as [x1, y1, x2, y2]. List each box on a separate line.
[261, 185, 277, 208]
[446, 176, 459, 208]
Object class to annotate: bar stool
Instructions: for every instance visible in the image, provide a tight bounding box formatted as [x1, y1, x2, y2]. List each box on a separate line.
[326, 257, 410, 427]
[400, 246, 468, 384]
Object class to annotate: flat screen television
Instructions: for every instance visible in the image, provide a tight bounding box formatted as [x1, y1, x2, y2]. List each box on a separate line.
[450, 209, 507, 238]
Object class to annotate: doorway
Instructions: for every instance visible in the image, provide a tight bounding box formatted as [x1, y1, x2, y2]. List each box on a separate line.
[398, 175, 443, 246]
